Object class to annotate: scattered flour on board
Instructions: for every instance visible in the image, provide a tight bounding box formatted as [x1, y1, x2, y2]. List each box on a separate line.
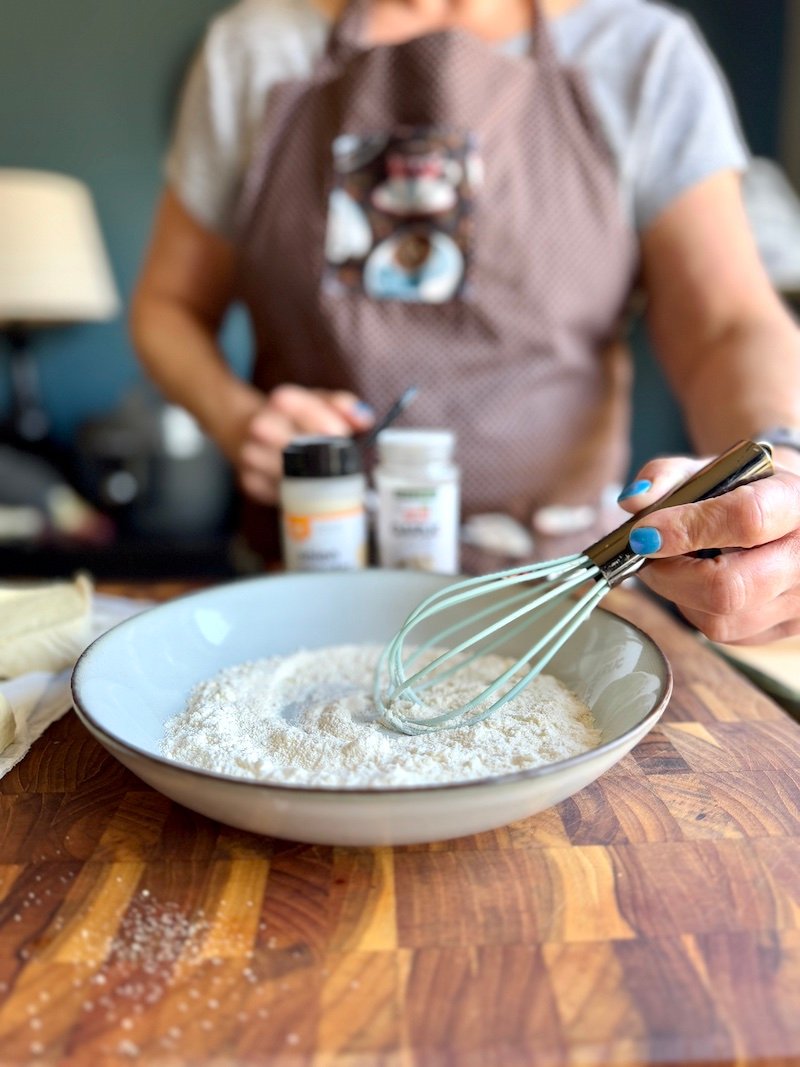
[161, 644, 601, 788]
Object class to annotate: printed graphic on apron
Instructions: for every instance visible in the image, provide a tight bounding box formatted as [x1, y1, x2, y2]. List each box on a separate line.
[324, 126, 481, 303]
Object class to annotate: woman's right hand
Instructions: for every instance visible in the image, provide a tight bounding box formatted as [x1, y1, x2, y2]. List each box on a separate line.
[228, 384, 374, 505]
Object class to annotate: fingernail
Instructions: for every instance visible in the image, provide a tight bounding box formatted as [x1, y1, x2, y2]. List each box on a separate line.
[618, 479, 652, 502]
[354, 401, 374, 417]
[629, 527, 662, 555]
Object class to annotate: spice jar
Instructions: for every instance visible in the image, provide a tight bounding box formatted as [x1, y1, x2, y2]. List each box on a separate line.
[280, 436, 367, 571]
[374, 428, 460, 574]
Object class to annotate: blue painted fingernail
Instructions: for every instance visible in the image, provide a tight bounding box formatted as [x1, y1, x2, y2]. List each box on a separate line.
[618, 479, 652, 502]
[354, 401, 374, 417]
[629, 527, 662, 555]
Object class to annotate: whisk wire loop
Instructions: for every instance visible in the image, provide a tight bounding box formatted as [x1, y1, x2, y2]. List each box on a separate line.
[373, 559, 581, 728]
[374, 587, 556, 721]
[384, 584, 539, 702]
[378, 578, 610, 734]
[440, 579, 610, 729]
[385, 562, 597, 700]
[394, 574, 594, 696]
[391, 553, 585, 631]
[375, 557, 603, 733]
[378, 556, 585, 702]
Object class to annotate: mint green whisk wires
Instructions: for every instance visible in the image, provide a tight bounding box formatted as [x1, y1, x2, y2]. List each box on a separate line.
[375, 440, 775, 736]
[374, 554, 605, 734]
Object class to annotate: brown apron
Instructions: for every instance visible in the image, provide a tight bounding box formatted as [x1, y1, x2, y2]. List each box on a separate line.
[234, 0, 638, 564]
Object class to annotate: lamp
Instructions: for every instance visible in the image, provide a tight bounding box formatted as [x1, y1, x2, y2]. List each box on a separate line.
[0, 168, 120, 446]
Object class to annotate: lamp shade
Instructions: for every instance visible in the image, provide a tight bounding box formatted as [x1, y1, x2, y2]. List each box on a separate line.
[0, 168, 120, 326]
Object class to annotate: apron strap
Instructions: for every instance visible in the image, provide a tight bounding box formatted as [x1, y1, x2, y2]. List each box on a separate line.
[529, 0, 560, 66]
[323, 0, 372, 65]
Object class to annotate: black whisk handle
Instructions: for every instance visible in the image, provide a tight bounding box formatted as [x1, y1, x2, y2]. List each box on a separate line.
[586, 439, 775, 585]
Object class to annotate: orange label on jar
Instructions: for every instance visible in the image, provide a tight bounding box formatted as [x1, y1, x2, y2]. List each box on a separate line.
[281, 507, 367, 571]
[287, 515, 312, 541]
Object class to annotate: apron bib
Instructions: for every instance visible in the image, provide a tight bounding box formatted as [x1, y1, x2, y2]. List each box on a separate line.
[234, 0, 638, 562]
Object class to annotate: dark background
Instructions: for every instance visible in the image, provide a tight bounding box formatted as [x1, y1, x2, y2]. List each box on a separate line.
[0, 0, 795, 575]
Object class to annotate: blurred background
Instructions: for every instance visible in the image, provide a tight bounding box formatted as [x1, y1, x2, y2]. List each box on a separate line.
[1, 0, 799, 578]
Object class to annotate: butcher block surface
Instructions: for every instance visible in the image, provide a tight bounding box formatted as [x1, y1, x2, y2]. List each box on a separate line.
[0, 582, 798, 1066]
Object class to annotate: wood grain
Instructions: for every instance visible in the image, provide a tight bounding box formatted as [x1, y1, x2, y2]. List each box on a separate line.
[0, 583, 798, 1066]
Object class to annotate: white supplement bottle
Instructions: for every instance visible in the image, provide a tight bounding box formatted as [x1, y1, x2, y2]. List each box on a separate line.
[374, 428, 460, 574]
[280, 436, 367, 571]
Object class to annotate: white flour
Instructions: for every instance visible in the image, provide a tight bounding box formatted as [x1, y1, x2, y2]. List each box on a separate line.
[161, 644, 600, 788]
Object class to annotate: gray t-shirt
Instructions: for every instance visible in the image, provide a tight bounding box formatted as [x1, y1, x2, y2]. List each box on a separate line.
[166, 0, 748, 236]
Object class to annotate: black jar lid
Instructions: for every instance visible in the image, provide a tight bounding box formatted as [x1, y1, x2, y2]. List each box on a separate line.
[282, 436, 362, 477]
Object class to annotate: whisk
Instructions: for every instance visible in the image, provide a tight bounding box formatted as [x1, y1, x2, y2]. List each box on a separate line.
[375, 439, 774, 734]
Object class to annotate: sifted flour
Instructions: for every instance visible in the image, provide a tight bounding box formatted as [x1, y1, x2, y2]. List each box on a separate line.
[162, 644, 600, 788]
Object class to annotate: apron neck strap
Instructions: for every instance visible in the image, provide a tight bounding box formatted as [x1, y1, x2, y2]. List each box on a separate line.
[324, 0, 558, 66]
[323, 0, 370, 62]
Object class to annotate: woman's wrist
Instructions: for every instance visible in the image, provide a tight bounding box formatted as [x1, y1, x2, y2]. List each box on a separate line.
[198, 380, 265, 461]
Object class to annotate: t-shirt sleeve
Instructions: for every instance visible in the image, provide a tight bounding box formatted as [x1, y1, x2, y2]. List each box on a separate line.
[164, 25, 247, 238]
[631, 13, 749, 231]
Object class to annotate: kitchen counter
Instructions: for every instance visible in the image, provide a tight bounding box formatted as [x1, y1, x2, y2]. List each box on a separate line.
[0, 582, 798, 1066]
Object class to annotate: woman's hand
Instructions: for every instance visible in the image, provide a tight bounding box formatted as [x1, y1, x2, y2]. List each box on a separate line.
[617, 449, 800, 644]
[226, 384, 374, 506]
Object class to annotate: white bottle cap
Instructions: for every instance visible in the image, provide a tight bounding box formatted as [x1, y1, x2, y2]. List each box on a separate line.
[376, 428, 455, 464]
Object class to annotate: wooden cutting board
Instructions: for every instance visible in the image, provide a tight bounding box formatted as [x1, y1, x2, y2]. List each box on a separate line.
[0, 582, 798, 1066]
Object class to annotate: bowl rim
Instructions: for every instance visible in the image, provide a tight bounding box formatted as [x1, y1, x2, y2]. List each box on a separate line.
[71, 573, 673, 797]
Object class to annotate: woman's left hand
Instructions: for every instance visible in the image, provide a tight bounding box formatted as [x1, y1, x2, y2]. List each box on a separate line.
[617, 449, 800, 644]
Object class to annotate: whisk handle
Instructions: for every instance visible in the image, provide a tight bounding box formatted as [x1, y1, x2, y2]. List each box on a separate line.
[586, 439, 775, 586]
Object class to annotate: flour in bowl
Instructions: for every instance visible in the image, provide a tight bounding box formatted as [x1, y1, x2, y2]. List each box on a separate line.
[161, 644, 600, 788]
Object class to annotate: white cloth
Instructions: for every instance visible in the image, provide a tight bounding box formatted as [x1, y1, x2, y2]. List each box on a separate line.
[165, 0, 749, 236]
[0, 594, 152, 780]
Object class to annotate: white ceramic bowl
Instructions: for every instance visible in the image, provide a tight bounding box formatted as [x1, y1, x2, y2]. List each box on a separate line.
[71, 571, 672, 846]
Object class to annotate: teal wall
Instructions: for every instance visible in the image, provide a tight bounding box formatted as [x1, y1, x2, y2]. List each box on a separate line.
[681, 0, 788, 159]
[0, 0, 791, 466]
[0, 0, 237, 441]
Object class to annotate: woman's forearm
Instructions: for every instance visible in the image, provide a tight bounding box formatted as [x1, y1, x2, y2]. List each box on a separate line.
[668, 308, 800, 461]
[129, 292, 263, 462]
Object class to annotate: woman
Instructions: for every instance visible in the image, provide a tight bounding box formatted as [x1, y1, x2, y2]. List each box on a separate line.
[131, 0, 800, 644]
